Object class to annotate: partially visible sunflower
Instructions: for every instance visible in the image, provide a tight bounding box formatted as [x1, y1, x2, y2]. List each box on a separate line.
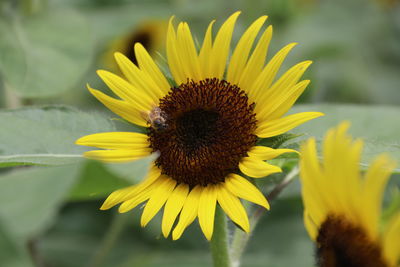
[300, 122, 400, 267]
[76, 12, 323, 240]
[103, 20, 167, 70]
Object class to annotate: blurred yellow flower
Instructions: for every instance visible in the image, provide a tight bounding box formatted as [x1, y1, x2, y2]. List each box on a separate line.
[300, 122, 400, 267]
[76, 12, 323, 240]
[102, 20, 167, 70]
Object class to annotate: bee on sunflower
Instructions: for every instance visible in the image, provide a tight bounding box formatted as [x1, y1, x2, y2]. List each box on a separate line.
[300, 122, 400, 267]
[76, 12, 323, 240]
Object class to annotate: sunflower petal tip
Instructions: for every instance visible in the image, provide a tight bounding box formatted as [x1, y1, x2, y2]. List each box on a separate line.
[100, 202, 113, 210]
[286, 42, 298, 50]
[85, 83, 91, 89]
[205, 233, 212, 241]
[172, 229, 182, 240]
[74, 137, 83, 145]
[140, 216, 150, 228]
[96, 70, 109, 79]
[258, 15, 268, 22]
[263, 200, 271, 210]
[233, 10, 241, 16]
[113, 51, 124, 60]
[162, 229, 169, 239]
[302, 60, 313, 68]
[134, 42, 143, 49]
[118, 206, 128, 213]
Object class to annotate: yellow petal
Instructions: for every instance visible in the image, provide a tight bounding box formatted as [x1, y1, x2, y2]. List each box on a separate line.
[362, 154, 396, 239]
[113, 53, 162, 101]
[199, 20, 215, 79]
[162, 183, 189, 238]
[117, 183, 155, 213]
[83, 148, 151, 163]
[248, 146, 298, 161]
[97, 69, 155, 110]
[176, 22, 202, 81]
[210, 11, 241, 79]
[101, 166, 161, 210]
[76, 132, 149, 150]
[256, 59, 312, 121]
[217, 184, 250, 232]
[383, 214, 400, 266]
[198, 185, 218, 240]
[301, 186, 326, 230]
[239, 157, 282, 178]
[256, 61, 312, 109]
[299, 138, 331, 222]
[134, 43, 170, 95]
[166, 16, 185, 85]
[303, 210, 318, 241]
[172, 185, 203, 240]
[141, 176, 177, 227]
[87, 86, 147, 127]
[319, 123, 364, 222]
[255, 112, 324, 138]
[224, 174, 269, 209]
[258, 80, 310, 122]
[248, 43, 297, 100]
[227, 15, 267, 84]
[238, 25, 273, 91]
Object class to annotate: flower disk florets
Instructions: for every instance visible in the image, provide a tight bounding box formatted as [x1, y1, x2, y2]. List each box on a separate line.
[148, 78, 258, 187]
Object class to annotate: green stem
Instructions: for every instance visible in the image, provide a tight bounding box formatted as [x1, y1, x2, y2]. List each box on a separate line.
[230, 166, 300, 267]
[210, 206, 231, 267]
[230, 205, 255, 267]
[88, 212, 130, 267]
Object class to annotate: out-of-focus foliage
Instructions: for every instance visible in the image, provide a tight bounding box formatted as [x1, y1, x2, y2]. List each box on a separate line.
[0, 6, 93, 98]
[0, 106, 114, 167]
[0, 0, 399, 266]
[291, 104, 400, 172]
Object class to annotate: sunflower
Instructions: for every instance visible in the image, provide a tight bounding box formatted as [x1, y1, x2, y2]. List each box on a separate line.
[300, 122, 400, 267]
[102, 20, 167, 70]
[76, 12, 323, 240]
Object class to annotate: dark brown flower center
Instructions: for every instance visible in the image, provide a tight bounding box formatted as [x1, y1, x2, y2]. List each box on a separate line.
[316, 215, 387, 267]
[126, 31, 152, 65]
[148, 78, 257, 187]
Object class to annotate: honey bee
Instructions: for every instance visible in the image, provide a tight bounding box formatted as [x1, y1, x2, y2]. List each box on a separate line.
[146, 107, 168, 131]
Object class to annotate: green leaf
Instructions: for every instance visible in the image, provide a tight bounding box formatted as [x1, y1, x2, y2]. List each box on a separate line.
[0, 8, 93, 98]
[0, 164, 81, 239]
[257, 133, 302, 149]
[290, 104, 400, 172]
[0, 219, 34, 267]
[103, 153, 159, 183]
[68, 154, 157, 202]
[0, 105, 115, 167]
[69, 161, 130, 201]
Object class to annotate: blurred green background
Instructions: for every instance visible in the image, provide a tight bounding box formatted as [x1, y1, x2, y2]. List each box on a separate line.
[0, 0, 399, 266]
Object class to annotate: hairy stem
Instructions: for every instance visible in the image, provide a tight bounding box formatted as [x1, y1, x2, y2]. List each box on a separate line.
[230, 166, 300, 267]
[210, 206, 231, 267]
[89, 213, 130, 267]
